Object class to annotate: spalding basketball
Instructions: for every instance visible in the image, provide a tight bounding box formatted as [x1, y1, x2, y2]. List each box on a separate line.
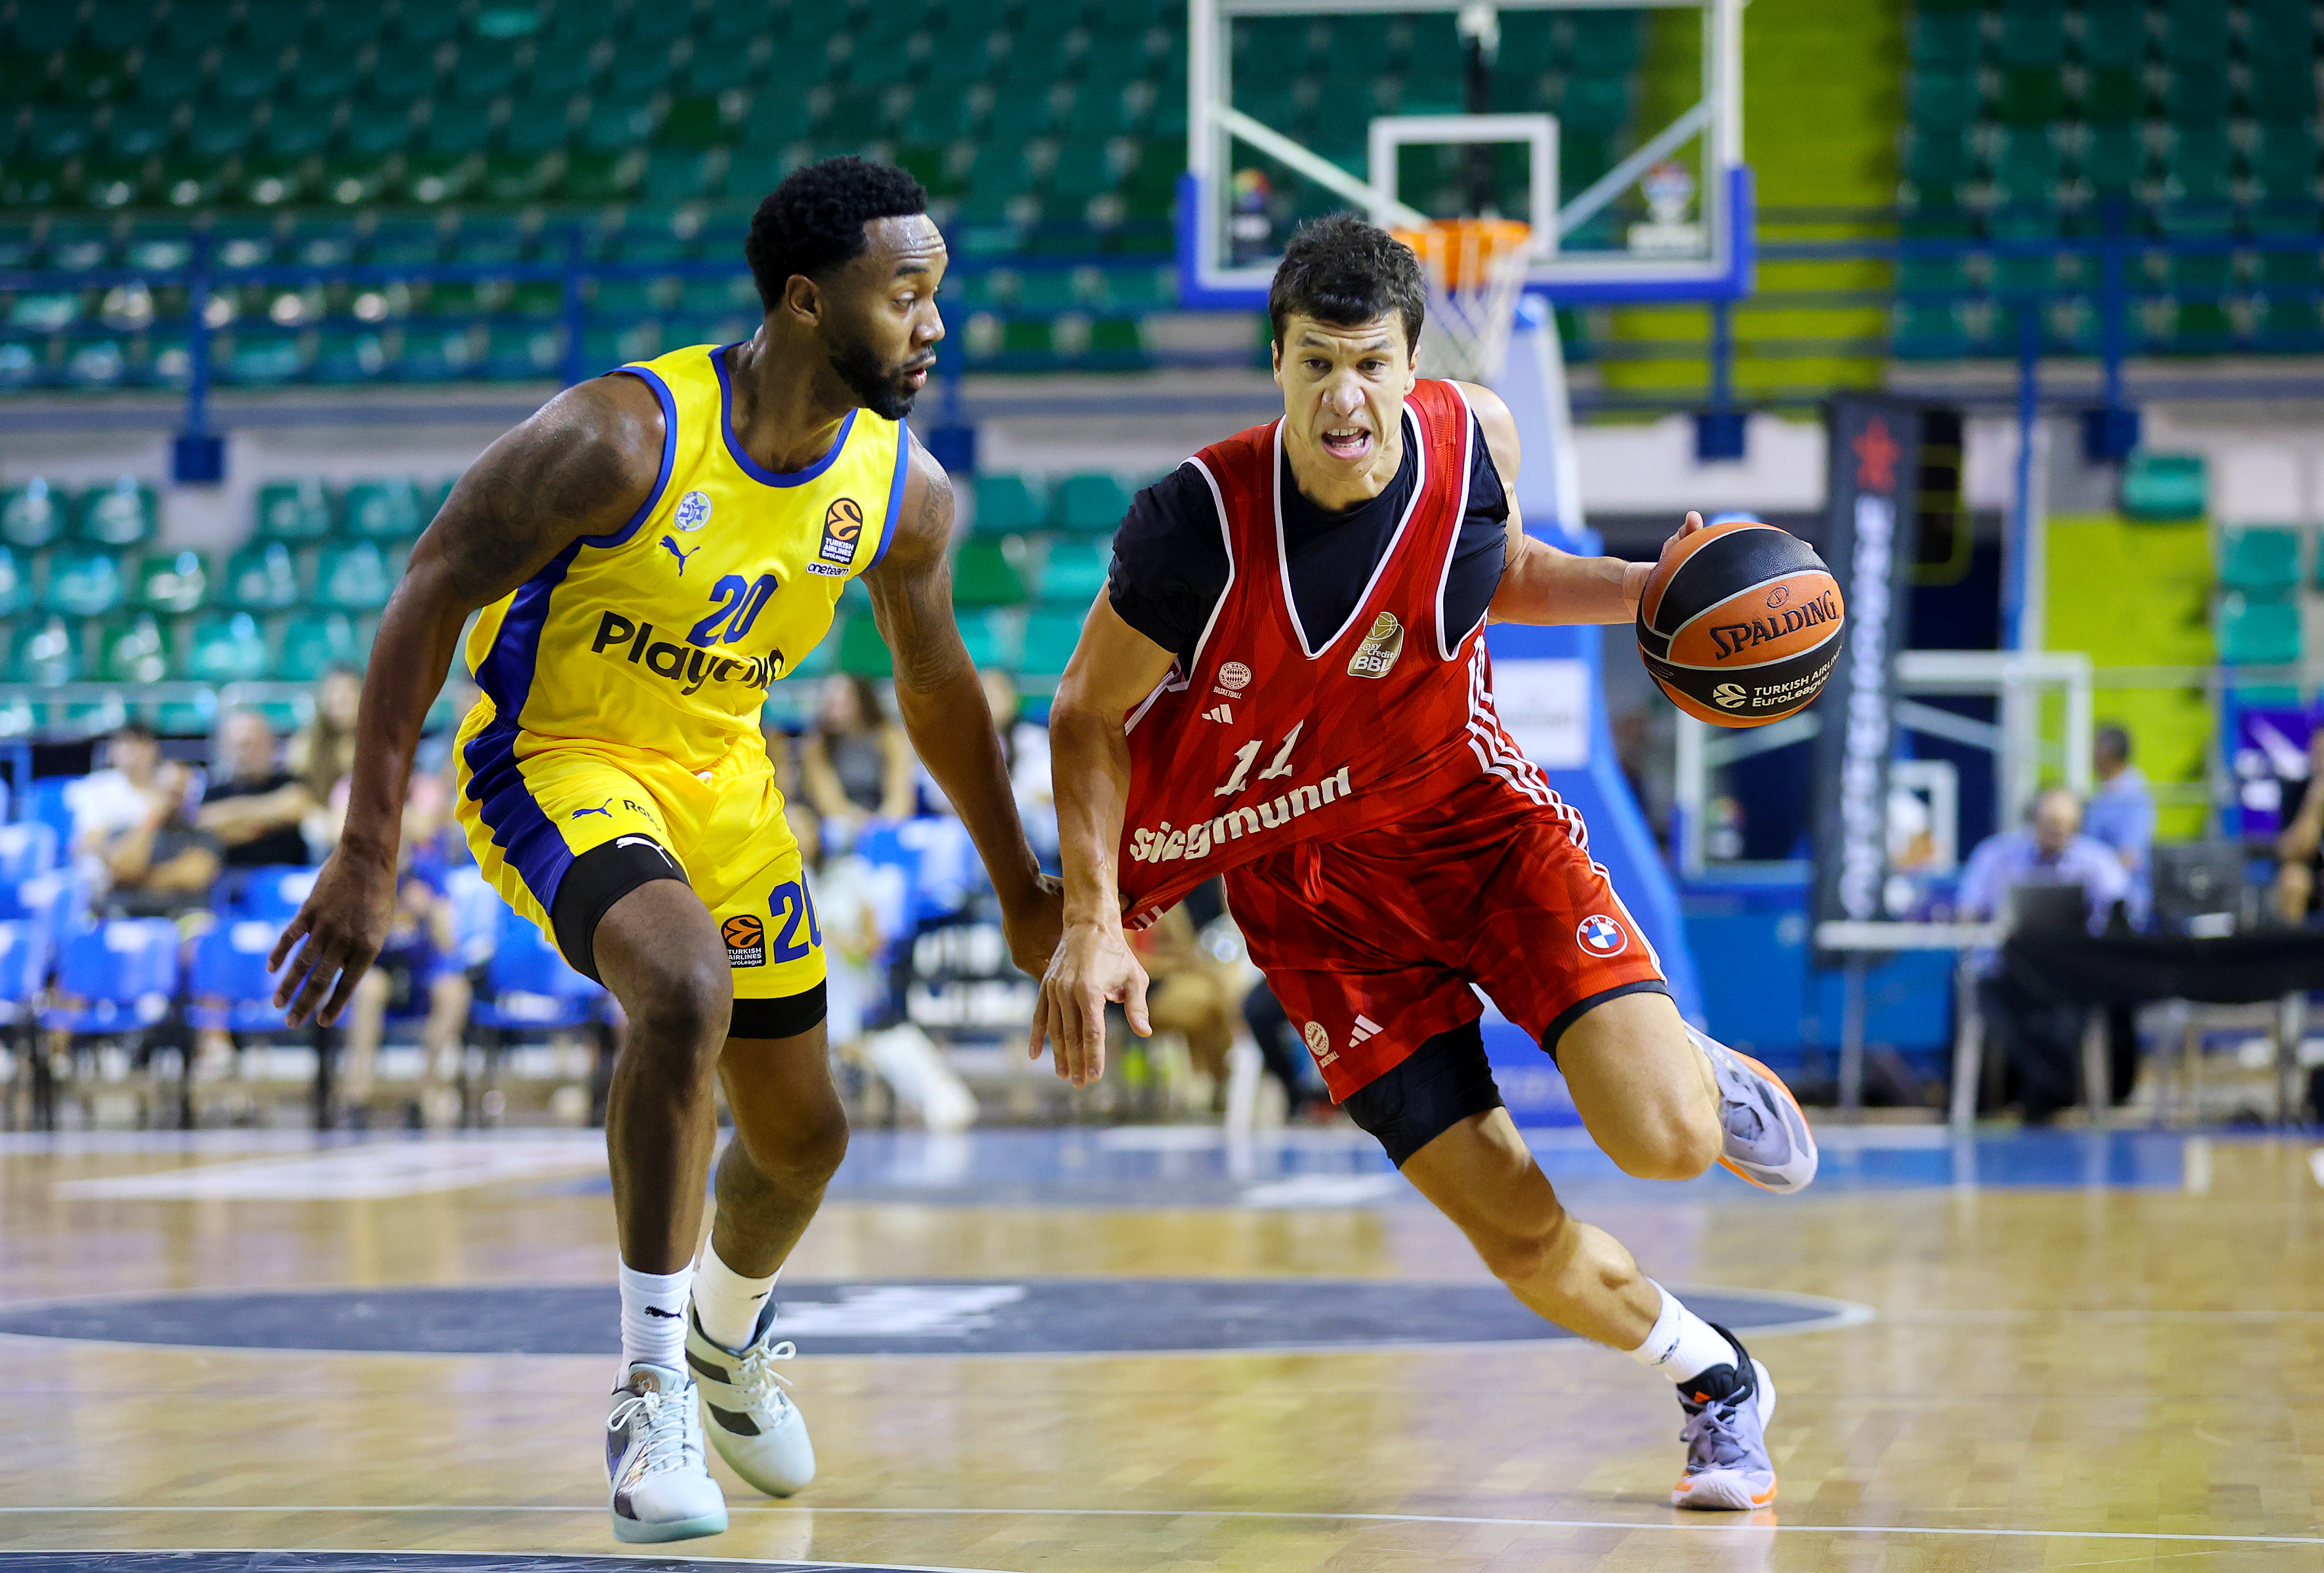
[1635, 519, 1845, 728]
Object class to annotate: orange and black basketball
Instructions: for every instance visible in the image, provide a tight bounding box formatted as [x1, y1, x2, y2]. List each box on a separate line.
[1635, 518, 1845, 728]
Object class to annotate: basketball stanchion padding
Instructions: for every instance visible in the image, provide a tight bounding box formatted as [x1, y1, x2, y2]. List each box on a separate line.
[1635, 518, 1846, 727]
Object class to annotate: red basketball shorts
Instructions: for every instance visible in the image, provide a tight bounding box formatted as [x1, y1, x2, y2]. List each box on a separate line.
[1224, 769, 1671, 1104]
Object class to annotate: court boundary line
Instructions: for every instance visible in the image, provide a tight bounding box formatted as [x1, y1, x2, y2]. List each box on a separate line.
[4, 1506, 2321, 1547]
[0, 1552, 1012, 1573]
[0, 1280, 1875, 1361]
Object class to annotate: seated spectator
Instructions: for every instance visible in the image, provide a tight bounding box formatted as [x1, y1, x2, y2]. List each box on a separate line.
[1958, 788, 2134, 1125]
[197, 709, 321, 867]
[339, 762, 473, 1129]
[1127, 905, 1242, 1103]
[68, 722, 171, 874]
[1242, 981, 1326, 1120]
[799, 674, 915, 832]
[979, 668, 1057, 866]
[290, 666, 362, 850]
[99, 762, 219, 919]
[2274, 727, 2324, 924]
[2080, 723, 2155, 1099]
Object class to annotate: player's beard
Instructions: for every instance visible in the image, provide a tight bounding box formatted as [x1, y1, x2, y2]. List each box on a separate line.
[827, 332, 924, 420]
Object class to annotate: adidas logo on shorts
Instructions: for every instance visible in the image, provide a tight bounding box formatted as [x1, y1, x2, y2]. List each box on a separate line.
[1349, 1014, 1384, 1046]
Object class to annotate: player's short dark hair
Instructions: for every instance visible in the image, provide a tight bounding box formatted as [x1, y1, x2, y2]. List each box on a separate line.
[746, 157, 928, 312]
[2095, 723, 2131, 762]
[1267, 212, 1427, 354]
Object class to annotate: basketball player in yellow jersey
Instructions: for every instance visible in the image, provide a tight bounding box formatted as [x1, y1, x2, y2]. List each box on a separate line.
[269, 159, 1061, 1543]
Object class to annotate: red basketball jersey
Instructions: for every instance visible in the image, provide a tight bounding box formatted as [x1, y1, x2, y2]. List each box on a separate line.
[1117, 378, 1551, 928]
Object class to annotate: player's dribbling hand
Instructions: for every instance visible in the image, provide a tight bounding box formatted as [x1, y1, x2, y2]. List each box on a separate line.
[1621, 509, 1705, 611]
[1000, 870, 1067, 980]
[267, 846, 398, 1027]
[1029, 919, 1151, 1089]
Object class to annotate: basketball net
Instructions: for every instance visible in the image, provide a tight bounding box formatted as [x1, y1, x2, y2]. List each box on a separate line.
[1391, 217, 1533, 386]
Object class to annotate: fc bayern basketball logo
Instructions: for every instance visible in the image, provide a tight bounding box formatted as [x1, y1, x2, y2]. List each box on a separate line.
[1576, 914, 1628, 956]
[1217, 661, 1252, 691]
[674, 490, 712, 531]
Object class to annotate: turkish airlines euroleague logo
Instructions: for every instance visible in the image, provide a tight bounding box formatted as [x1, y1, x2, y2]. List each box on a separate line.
[815, 497, 864, 572]
[723, 914, 766, 968]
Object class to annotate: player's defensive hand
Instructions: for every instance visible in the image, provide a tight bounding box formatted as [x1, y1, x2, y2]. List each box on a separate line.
[267, 846, 398, 1028]
[1000, 870, 1067, 980]
[1029, 918, 1150, 1089]
[1621, 509, 1705, 611]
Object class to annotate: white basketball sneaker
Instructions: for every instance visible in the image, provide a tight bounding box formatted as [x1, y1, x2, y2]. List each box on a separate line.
[605, 1362, 728, 1543]
[1671, 1328, 1779, 1511]
[1691, 1025, 1819, 1194]
[687, 1301, 817, 1496]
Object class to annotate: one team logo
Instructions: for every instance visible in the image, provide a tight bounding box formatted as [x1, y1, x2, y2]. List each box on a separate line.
[723, 914, 767, 968]
[817, 497, 864, 571]
[1301, 1020, 1337, 1067]
[1347, 611, 1404, 680]
[674, 490, 713, 531]
[1576, 914, 1629, 956]
[1217, 661, 1252, 691]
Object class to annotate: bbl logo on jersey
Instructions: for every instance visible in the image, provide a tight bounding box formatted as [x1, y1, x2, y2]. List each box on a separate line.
[674, 490, 713, 531]
[1576, 914, 1629, 956]
[722, 914, 767, 968]
[1347, 611, 1405, 680]
[815, 497, 865, 573]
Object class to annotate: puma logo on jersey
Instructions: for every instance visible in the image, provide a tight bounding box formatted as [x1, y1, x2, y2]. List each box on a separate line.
[659, 535, 699, 575]
[1203, 703, 1234, 723]
[615, 836, 672, 863]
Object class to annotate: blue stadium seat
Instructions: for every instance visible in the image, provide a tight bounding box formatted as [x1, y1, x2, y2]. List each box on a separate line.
[186, 918, 296, 1034]
[0, 919, 51, 1032]
[24, 779, 75, 848]
[469, 918, 603, 1034]
[0, 822, 58, 885]
[0, 868, 87, 936]
[41, 918, 180, 1036]
[214, 866, 321, 922]
[445, 865, 504, 968]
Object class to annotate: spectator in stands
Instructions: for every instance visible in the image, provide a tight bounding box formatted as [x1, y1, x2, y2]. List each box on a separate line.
[2273, 727, 2324, 924]
[68, 722, 175, 880]
[1242, 982, 1326, 1119]
[1958, 788, 2134, 1124]
[2083, 724, 2155, 900]
[1126, 905, 1243, 1104]
[338, 760, 472, 1129]
[799, 673, 915, 830]
[196, 708, 321, 868]
[979, 668, 1057, 866]
[98, 762, 219, 919]
[293, 666, 365, 854]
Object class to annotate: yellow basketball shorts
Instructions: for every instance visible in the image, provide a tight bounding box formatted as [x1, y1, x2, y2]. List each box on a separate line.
[452, 708, 826, 1038]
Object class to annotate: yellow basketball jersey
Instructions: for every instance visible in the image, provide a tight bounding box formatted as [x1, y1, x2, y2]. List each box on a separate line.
[462, 342, 908, 774]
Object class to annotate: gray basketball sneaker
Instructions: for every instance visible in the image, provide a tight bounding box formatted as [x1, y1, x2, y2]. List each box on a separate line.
[1691, 1025, 1819, 1193]
[1670, 1328, 1778, 1511]
[605, 1362, 727, 1543]
[687, 1301, 817, 1496]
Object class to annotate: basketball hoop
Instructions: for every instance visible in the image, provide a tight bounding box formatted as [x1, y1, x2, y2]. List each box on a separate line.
[1391, 217, 1533, 385]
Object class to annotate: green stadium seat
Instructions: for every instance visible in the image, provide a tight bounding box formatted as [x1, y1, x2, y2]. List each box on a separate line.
[954, 607, 1022, 670]
[952, 540, 1032, 607]
[1996, 7, 2064, 68]
[2121, 452, 2208, 520]
[74, 478, 155, 548]
[971, 474, 1045, 534]
[314, 330, 388, 384]
[131, 550, 211, 615]
[222, 542, 303, 611]
[1908, 72, 1980, 127]
[277, 611, 361, 681]
[2076, 125, 2144, 194]
[1019, 605, 1086, 678]
[343, 478, 423, 540]
[1051, 473, 1131, 535]
[97, 613, 171, 684]
[182, 611, 271, 685]
[312, 541, 393, 611]
[1892, 299, 1972, 359]
[41, 549, 122, 618]
[836, 613, 893, 678]
[255, 478, 336, 541]
[0, 545, 20, 617]
[2218, 594, 2302, 664]
[1, 480, 68, 548]
[2219, 528, 2302, 594]
[1995, 68, 2066, 125]
[1035, 539, 1111, 604]
[9, 616, 80, 685]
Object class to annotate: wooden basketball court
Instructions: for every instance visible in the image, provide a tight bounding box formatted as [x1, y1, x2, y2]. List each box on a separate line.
[3, 1123, 2320, 1572]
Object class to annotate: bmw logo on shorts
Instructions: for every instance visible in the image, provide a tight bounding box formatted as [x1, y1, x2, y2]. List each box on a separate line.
[1576, 913, 1629, 956]
[674, 489, 713, 531]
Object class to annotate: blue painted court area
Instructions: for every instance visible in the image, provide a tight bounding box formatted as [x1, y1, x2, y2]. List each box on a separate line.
[547, 1125, 2217, 1209]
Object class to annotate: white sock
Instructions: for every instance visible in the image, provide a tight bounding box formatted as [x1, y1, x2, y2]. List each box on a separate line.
[693, 1238, 779, 1352]
[618, 1259, 693, 1374]
[1625, 1280, 1736, 1384]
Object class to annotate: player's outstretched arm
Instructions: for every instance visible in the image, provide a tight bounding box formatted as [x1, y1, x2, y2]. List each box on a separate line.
[863, 435, 1061, 977]
[1458, 382, 1704, 626]
[1035, 598, 1179, 1088]
[268, 376, 664, 1025]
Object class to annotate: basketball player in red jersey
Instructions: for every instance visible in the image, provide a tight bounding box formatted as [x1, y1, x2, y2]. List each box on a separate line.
[1033, 214, 1818, 1509]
